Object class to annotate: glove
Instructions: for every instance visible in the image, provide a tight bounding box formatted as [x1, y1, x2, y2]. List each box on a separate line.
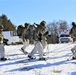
[45, 31, 49, 35]
[3, 38, 9, 45]
[44, 31, 49, 37]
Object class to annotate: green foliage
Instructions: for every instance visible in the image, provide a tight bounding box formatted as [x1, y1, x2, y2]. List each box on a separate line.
[0, 14, 16, 31]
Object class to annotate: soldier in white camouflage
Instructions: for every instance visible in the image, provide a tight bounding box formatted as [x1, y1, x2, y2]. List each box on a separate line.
[0, 25, 7, 61]
[20, 23, 37, 55]
[20, 23, 30, 54]
[70, 22, 76, 59]
[70, 22, 76, 42]
[28, 20, 48, 60]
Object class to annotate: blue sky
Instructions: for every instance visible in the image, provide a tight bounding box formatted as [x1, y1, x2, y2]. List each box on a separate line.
[0, 0, 76, 26]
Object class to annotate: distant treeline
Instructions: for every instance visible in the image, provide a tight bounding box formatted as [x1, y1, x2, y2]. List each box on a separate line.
[0, 14, 72, 32]
[0, 14, 73, 43]
[0, 14, 16, 31]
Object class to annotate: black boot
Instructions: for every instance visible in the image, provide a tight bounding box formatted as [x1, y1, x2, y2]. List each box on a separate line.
[72, 57, 76, 60]
[28, 55, 36, 59]
[0, 58, 7, 61]
[39, 57, 46, 60]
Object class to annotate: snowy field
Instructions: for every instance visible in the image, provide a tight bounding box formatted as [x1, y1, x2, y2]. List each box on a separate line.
[0, 43, 76, 75]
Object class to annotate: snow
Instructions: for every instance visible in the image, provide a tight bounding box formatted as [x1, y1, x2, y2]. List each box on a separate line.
[0, 43, 76, 75]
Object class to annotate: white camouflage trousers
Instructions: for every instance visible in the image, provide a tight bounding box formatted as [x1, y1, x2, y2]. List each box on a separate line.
[29, 41, 43, 58]
[22, 39, 29, 50]
[41, 39, 47, 50]
[0, 44, 5, 58]
[71, 45, 76, 58]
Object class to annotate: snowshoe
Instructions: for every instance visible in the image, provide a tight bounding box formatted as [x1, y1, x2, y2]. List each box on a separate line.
[28, 55, 36, 59]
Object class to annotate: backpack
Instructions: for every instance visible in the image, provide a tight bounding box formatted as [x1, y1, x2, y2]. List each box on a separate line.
[25, 25, 35, 40]
[24, 25, 37, 41]
[17, 25, 24, 36]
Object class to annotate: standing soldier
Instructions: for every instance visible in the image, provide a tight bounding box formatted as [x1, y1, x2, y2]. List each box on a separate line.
[20, 23, 30, 54]
[0, 25, 7, 61]
[28, 20, 48, 60]
[70, 22, 76, 42]
[40, 21, 48, 54]
[70, 22, 76, 59]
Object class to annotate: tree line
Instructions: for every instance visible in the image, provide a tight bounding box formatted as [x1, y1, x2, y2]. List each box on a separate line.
[0, 14, 71, 32]
[0, 14, 16, 31]
[46, 20, 71, 43]
[0, 14, 72, 43]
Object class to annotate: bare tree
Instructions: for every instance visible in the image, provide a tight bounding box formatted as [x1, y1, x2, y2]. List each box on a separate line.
[47, 21, 58, 43]
[58, 20, 69, 30]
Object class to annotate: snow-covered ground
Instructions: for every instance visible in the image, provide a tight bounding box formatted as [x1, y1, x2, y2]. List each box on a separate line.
[0, 43, 76, 75]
